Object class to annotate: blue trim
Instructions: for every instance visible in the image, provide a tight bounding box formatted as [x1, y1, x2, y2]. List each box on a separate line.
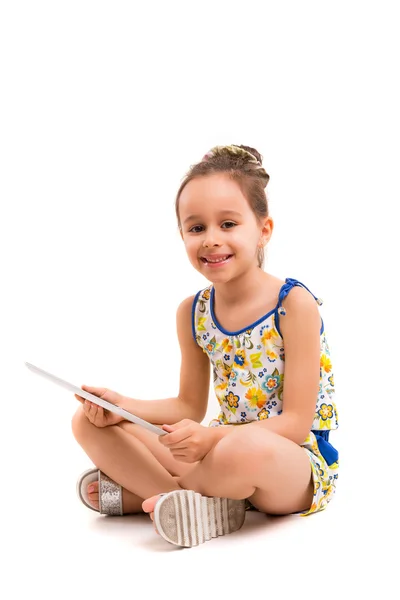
[275, 278, 324, 338]
[191, 290, 202, 343]
[311, 430, 339, 466]
[210, 286, 276, 336]
[274, 308, 283, 339]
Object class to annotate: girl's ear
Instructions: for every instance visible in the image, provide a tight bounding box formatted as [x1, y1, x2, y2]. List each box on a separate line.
[260, 217, 274, 245]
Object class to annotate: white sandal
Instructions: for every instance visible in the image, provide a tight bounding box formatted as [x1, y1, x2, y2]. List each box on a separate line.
[76, 468, 123, 515]
[153, 490, 246, 547]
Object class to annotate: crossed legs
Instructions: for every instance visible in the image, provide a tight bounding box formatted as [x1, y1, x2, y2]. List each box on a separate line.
[72, 406, 314, 517]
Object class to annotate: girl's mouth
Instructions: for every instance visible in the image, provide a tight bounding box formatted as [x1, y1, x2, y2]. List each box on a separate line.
[200, 254, 233, 267]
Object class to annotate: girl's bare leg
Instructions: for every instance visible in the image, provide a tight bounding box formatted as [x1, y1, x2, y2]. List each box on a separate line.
[143, 426, 314, 517]
[71, 406, 197, 513]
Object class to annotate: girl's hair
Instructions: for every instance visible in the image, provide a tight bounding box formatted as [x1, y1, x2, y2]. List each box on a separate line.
[175, 144, 270, 268]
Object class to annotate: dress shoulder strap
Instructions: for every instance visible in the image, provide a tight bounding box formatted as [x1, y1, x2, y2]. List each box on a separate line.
[275, 278, 324, 337]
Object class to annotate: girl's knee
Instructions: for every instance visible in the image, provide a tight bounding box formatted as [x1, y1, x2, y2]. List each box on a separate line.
[71, 405, 91, 440]
[208, 432, 247, 471]
[214, 427, 277, 468]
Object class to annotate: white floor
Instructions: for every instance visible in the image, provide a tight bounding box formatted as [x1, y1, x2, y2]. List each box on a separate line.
[3, 422, 395, 600]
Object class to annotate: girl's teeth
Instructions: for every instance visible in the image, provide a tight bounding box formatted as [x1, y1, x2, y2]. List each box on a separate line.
[207, 256, 229, 263]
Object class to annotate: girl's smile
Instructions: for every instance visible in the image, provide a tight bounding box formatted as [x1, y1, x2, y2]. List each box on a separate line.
[200, 253, 234, 267]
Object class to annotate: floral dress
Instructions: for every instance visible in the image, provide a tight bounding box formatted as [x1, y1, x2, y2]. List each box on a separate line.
[192, 277, 339, 515]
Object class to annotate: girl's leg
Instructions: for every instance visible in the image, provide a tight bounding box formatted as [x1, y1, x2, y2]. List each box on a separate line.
[71, 406, 197, 513]
[143, 426, 314, 516]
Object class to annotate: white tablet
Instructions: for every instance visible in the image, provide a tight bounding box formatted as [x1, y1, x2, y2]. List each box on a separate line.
[25, 362, 167, 436]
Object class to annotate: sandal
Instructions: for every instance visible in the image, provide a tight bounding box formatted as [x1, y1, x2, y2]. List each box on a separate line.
[153, 490, 246, 547]
[76, 468, 123, 515]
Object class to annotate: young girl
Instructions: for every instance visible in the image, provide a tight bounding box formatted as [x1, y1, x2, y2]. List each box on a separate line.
[72, 144, 339, 548]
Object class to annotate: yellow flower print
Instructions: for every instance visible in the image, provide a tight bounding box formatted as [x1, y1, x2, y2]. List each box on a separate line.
[202, 289, 211, 300]
[215, 382, 228, 400]
[320, 354, 332, 374]
[258, 408, 269, 420]
[261, 327, 279, 346]
[318, 403, 334, 421]
[234, 349, 249, 369]
[311, 439, 320, 456]
[245, 387, 267, 410]
[316, 402, 334, 429]
[221, 338, 233, 353]
[266, 349, 278, 361]
[226, 392, 240, 409]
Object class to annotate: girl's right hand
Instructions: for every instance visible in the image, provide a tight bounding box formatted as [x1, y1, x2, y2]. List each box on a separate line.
[74, 385, 126, 427]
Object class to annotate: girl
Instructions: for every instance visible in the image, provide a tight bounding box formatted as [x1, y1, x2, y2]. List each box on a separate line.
[72, 144, 339, 548]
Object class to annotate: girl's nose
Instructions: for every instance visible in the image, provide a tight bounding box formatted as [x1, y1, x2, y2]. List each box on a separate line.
[203, 229, 221, 247]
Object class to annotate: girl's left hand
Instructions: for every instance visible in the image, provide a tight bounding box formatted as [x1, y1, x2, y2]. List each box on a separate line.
[159, 419, 218, 463]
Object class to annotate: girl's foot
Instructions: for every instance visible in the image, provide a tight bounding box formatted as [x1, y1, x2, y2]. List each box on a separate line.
[87, 481, 143, 514]
[142, 491, 246, 547]
[142, 494, 161, 529]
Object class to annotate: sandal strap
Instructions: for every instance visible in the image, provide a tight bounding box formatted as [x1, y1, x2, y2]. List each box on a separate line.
[98, 471, 123, 515]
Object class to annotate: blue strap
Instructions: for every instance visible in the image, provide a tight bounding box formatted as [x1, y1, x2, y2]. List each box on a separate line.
[311, 430, 339, 466]
[278, 278, 319, 308]
[275, 278, 324, 337]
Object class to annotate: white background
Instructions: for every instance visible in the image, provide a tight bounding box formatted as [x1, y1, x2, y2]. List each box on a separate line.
[1, 1, 398, 598]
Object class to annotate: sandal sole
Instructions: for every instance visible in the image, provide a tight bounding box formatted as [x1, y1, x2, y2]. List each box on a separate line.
[154, 490, 246, 547]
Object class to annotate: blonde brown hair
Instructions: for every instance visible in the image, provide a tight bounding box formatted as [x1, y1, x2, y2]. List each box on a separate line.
[175, 144, 270, 268]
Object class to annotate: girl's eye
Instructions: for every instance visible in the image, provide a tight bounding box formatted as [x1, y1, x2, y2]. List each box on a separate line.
[188, 222, 236, 233]
[222, 221, 236, 229]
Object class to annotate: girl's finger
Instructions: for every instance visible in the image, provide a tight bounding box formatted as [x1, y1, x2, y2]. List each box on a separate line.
[84, 401, 97, 422]
[82, 401, 93, 423]
[81, 385, 106, 395]
[88, 402, 98, 417]
[74, 394, 84, 403]
[94, 407, 105, 427]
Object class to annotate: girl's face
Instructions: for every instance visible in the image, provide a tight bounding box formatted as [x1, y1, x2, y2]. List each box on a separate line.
[178, 173, 273, 283]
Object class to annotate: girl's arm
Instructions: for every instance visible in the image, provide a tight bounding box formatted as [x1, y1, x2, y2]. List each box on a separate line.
[213, 286, 321, 445]
[119, 295, 210, 425]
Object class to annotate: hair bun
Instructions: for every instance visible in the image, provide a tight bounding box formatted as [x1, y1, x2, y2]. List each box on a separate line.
[233, 145, 263, 166]
[200, 144, 269, 187]
[207, 144, 262, 166]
